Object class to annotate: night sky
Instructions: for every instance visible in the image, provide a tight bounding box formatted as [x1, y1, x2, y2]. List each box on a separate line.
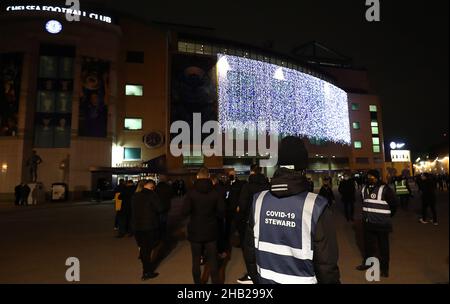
[104, 0, 448, 153]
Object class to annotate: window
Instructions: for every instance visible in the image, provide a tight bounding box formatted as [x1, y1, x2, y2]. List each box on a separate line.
[125, 84, 143, 96]
[124, 118, 142, 130]
[356, 157, 369, 164]
[371, 127, 379, 135]
[124, 147, 141, 160]
[351, 103, 359, 110]
[372, 137, 380, 145]
[369, 105, 377, 112]
[354, 141, 362, 149]
[373, 145, 381, 153]
[126, 51, 144, 63]
[352, 122, 360, 130]
[374, 157, 383, 164]
[371, 120, 379, 127]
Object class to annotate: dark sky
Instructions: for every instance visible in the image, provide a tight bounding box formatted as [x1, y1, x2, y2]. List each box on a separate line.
[106, 0, 448, 153]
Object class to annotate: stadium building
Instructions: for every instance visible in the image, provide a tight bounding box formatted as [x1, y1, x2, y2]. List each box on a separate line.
[0, 3, 386, 199]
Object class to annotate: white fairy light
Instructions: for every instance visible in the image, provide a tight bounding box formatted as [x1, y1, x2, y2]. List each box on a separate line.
[217, 54, 351, 144]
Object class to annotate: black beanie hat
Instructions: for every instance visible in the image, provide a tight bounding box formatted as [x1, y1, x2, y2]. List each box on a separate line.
[367, 169, 380, 180]
[277, 136, 309, 171]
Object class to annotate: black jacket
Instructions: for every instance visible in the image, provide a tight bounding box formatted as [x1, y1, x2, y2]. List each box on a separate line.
[119, 185, 135, 214]
[155, 181, 175, 214]
[131, 188, 164, 231]
[319, 185, 335, 206]
[225, 178, 246, 214]
[238, 173, 269, 224]
[338, 178, 356, 202]
[243, 168, 340, 284]
[182, 179, 225, 243]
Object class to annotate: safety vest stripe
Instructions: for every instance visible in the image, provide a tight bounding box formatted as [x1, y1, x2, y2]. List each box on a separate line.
[271, 184, 288, 188]
[377, 185, 385, 198]
[302, 193, 317, 253]
[271, 188, 288, 191]
[257, 266, 317, 284]
[254, 190, 269, 248]
[364, 199, 389, 205]
[363, 207, 391, 214]
[258, 241, 313, 260]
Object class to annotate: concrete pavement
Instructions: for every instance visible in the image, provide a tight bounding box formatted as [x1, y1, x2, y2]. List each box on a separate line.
[0, 186, 448, 284]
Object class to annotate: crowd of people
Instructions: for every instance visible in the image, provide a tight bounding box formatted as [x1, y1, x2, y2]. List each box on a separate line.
[111, 137, 445, 284]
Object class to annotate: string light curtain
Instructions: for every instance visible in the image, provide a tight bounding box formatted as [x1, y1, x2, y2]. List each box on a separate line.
[217, 54, 351, 144]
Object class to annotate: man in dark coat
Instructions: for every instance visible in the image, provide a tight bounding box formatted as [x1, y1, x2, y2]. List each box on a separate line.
[244, 136, 340, 284]
[117, 180, 135, 237]
[14, 183, 22, 206]
[356, 169, 397, 277]
[419, 173, 438, 225]
[21, 183, 30, 206]
[319, 176, 335, 207]
[182, 167, 225, 284]
[131, 179, 164, 280]
[155, 175, 175, 240]
[338, 174, 356, 221]
[236, 164, 269, 284]
[224, 169, 246, 251]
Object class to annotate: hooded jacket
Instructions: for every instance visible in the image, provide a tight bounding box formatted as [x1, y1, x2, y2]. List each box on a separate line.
[182, 179, 225, 243]
[131, 188, 164, 231]
[238, 173, 270, 224]
[243, 168, 340, 284]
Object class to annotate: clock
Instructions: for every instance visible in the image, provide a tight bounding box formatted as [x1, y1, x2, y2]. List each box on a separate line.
[143, 131, 164, 149]
[45, 20, 63, 34]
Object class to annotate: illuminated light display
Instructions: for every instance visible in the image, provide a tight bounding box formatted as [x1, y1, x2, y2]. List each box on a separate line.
[217, 54, 351, 144]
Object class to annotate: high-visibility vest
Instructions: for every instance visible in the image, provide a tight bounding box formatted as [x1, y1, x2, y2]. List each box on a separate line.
[114, 192, 122, 211]
[361, 185, 391, 226]
[252, 189, 328, 284]
[395, 180, 409, 196]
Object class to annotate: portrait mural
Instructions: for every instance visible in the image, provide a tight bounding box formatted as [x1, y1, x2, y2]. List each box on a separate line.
[78, 57, 110, 137]
[0, 53, 22, 136]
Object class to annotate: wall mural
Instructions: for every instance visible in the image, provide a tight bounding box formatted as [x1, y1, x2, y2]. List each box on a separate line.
[78, 57, 110, 137]
[0, 53, 22, 136]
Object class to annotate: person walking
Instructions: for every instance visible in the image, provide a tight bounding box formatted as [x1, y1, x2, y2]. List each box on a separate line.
[418, 173, 438, 225]
[224, 169, 246, 250]
[155, 174, 175, 241]
[394, 176, 412, 210]
[356, 169, 397, 278]
[338, 173, 356, 221]
[236, 164, 269, 284]
[182, 167, 225, 284]
[131, 179, 164, 280]
[113, 179, 125, 231]
[319, 176, 335, 207]
[117, 180, 135, 238]
[243, 136, 340, 284]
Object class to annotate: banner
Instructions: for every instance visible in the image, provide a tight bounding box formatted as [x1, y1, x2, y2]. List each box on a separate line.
[78, 57, 109, 137]
[0, 53, 22, 136]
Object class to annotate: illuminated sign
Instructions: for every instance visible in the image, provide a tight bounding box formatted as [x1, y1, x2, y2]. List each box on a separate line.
[5, 5, 112, 24]
[45, 19, 62, 34]
[390, 150, 411, 162]
[390, 141, 405, 149]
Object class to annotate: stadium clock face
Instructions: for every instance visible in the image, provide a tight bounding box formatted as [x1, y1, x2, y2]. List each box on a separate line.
[143, 131, 164, 149]
[45, 20, 63, 34]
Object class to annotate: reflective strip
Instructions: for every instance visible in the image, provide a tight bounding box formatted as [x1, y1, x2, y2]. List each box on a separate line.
[302, 193, 317, 253]
[258, 241, 313, 260]
[361, 186, 366, 198]
[254, 190, 269, 249]
[364, 199, 389, 205]
[271, 188, 288, 191]
[257, 265, 317, 284]
[377, 185, 384, 199]
[363, 207, 391, 214]
[271, 184, 288, 188]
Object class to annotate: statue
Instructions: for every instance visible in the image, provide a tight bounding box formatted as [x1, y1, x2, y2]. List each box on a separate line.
[26, 150, 43, 182]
